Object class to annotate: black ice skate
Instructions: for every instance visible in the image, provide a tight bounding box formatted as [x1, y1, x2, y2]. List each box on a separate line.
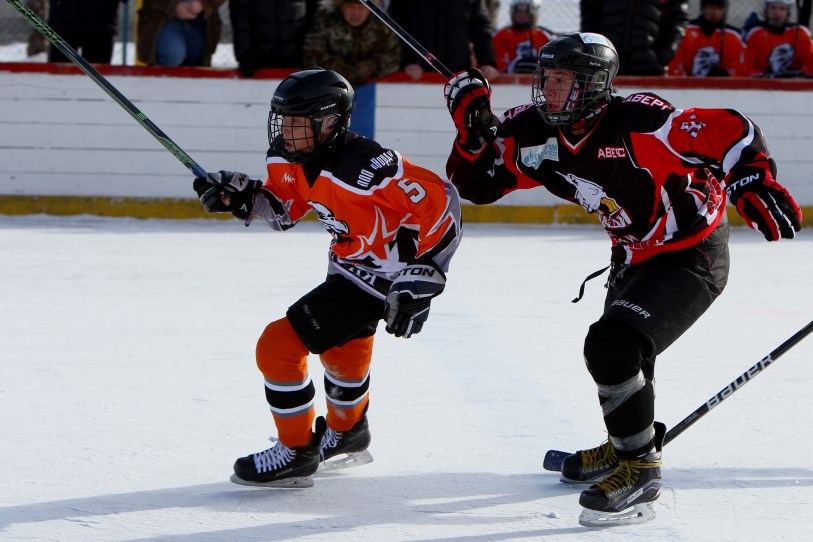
[577, 421, 666, 528]
[231, 428, 324, 488]
[317, 412, 373, 472]
[560, 438, 618, 484]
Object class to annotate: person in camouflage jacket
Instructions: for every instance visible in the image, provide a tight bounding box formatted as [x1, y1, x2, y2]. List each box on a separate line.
[303, 0, 401, 88]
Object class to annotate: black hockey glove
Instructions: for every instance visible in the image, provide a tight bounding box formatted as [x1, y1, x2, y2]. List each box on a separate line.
[384, 263, 446, 339]
[443, 68, 501, 152]
[725, 165, 802, 241]
[193, 170, 262, 221]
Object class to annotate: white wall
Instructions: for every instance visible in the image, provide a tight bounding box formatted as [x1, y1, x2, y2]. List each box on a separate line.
[1, 71, 812, 206]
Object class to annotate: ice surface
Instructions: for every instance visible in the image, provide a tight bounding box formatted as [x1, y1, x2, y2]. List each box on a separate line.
[1, 215, 811, 541]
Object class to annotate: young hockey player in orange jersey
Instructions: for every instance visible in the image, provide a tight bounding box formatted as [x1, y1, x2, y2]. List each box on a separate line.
[742, 0, 813, 77]
[493, 0, 555, 73]
[668, 0, 746, 76]
[193, 68, 461, 487]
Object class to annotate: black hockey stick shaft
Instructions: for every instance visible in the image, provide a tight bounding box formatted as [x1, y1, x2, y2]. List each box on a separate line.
[5, 0, 207, 178]
[663, 319, 813, 445]
[356, 0, 453, 78]
[543, 320, 813, 471]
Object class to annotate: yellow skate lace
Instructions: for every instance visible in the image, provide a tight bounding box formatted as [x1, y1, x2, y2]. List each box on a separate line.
[595, 458, 663, 495]
[581, 441, 617, 470]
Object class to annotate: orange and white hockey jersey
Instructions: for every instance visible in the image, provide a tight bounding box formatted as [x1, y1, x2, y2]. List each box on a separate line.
[251, 132, 462, 299]
[743, 23, 813, 77]
[668, 22, 746, 76]
[493, 26, 555, 73]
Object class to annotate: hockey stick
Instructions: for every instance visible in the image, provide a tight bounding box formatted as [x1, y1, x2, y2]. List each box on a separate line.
[356, 0, 453, 78]
[543, 319, 813, 471]
[5, 0, 207, 178]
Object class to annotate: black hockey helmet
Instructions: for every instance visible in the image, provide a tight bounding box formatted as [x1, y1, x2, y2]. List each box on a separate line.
[267, 68, 355, 163]
[532, 32, 619, 127]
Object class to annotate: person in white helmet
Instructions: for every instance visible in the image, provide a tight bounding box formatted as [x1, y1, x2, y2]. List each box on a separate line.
[742, 0, 813, 77]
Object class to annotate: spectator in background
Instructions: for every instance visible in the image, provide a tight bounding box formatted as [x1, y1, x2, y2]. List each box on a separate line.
[742, 0, 813, 78]
[47, 0, 124, 64]
[580, 0, 688, 75]
[303, 0, 401, 88]
[388, 0, 499, 81]
[229, 0, 316, 78]
[668, 0, 745, 77]
[137, 0, 225, 67]
[493, 0, 555, 73]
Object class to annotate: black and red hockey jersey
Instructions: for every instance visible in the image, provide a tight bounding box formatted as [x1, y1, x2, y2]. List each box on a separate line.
[447, 93, 775, 264]
[252, 133, 462, 298]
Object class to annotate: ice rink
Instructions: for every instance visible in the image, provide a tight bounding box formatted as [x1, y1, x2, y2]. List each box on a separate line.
[1, 215, 811, 541]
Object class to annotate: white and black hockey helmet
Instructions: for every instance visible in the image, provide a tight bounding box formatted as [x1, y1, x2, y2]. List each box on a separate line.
[510, 0, 541, 29]
[532, 32, 619, 127]
[268, 67, 355, 163]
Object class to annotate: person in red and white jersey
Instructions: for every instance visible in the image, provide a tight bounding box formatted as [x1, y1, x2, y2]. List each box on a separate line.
[194, 68, 461, 487]
[742, 0, 813, 77]
[493, 0, 555, 73]
[443, 32, 801, 526]
[668, 0, 746, 76]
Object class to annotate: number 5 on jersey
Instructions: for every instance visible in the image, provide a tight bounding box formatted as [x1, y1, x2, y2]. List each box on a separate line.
[397, 178, 426, 203]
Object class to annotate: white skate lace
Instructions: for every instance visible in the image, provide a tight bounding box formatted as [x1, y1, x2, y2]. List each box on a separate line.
[252, 437, 294, 473]
[319, 427, 341, 459]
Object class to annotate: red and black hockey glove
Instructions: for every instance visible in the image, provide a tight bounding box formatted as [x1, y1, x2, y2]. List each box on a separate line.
[725, 165, 802, 241]
[193, 170, 262, 221]
[384, 263, 446, 339]
[443, 68, 501, 153]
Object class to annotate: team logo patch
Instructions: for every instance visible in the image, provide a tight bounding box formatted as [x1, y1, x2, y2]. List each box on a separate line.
[310, 201, 349, 236]
[680, 114, 706, 138]
[557, 171, 632, 229]
[520, 137, 559, 169]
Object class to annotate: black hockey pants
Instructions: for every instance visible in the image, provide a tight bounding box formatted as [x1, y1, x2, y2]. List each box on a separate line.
[583, 223, 730, 454]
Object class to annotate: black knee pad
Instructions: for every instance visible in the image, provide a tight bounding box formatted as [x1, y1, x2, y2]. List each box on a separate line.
[584, 318, 652, 385]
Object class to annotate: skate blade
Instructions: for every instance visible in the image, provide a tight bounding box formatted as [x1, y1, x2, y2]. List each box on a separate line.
[229, 473, 314, 488]
[320, 450, 374, 472]
[578, 502, 656, 528]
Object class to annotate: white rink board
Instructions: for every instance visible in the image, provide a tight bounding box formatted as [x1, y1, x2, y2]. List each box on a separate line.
[1, 72, 812, 204]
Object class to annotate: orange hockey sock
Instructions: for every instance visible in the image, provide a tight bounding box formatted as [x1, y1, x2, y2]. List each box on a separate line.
[256, 317, 315, 448]
[319, 336, 374, 431]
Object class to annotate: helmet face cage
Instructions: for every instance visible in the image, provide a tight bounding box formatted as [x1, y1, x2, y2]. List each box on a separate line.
[267, 105, 345, 164]
[266, 69, 354, 164]
[531, 33, 617, 127]
[532, 66, 611, 126]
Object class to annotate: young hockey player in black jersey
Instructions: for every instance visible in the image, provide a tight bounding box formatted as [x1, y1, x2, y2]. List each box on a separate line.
[194, 68, 461, 487]
[443, 32, 802, 526]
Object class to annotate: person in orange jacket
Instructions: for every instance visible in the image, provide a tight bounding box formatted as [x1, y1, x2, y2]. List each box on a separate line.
[742, 0, 813, 78]
[668, 0, 745, 76]
[492, 0, 555, 74]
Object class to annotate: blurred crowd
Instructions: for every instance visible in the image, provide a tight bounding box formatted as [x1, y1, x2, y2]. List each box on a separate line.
[27, 0, 813, 80]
